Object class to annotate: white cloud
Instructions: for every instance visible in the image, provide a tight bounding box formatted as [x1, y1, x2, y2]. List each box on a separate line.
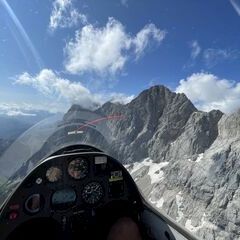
[14, 69, 134, 110]
[108, 93, 134, 104]
[14, 69, 100, 109]
[185, 42, 239, 69]
[190, 40, 201, 59]
[230, 0, 240, 16]
[49, 0, 87, 31]
[0, 104, 36, 116]
[203, 48, 239, 68]
[0, 103, 42, 116]
[133, 23, 166, 59]
[0, 101, 70, 115]
[64, 18, 166, 75]
[183, 40, 201, 69]
[176, 72, 240, 113]
[5, 110, 36, 117]
[64, 18, 130, 75]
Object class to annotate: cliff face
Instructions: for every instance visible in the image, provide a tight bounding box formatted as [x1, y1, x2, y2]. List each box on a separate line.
[97, 86, 199, 163]
[96, 86, 239, 239]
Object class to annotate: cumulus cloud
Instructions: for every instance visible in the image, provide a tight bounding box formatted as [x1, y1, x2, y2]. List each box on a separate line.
[64, 18, 166, 75]
[49, 0, 87, 31]
[14, 69, 134, 110]
[176, 72, 240, 113]
[190, 40, 201, 59]
[64, 18, 130, 75]
[203, 48, 239, 68]
[14, 69, 100, 109]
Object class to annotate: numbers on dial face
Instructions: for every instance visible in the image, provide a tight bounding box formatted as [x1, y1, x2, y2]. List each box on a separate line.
[82, 182, 104, 205]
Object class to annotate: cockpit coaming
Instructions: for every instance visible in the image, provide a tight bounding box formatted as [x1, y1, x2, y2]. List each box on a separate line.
[0, 148, 143, 240]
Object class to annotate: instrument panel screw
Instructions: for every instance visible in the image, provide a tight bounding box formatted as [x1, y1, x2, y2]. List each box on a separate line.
[36, 178, 42, 185]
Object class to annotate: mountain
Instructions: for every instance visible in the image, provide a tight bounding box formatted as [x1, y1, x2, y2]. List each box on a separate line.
[97, 86, 223, 163]
[0, 110, 53, 139]
[0, 115, 33, 159]
[0, 116, 32, 140]
[0, 139, 13, 157]
[97, 86, 238, 239]
[1, 85, 240, 239]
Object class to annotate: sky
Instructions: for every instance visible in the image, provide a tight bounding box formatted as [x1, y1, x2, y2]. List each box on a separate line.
[0, 0, 240, 115]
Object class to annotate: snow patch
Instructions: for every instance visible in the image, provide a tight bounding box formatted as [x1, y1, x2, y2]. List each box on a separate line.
[196, 153, 204, 163]
[176, 191, 184, 222]
[150, 197, 164, 209]
[156, 197, 164, 208]
[185, 219, 203, 232]
[187, 153, 204, 163]
[185, 213, 217, 233]
[125, 158, 169, 184]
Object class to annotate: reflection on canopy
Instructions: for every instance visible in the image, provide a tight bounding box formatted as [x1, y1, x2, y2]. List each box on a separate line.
[0, 109, 125, 207]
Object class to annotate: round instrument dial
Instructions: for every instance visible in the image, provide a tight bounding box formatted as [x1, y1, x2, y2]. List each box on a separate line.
[82, 182, 104, 205]
[46, 167, 62, 182]
[68, 158, 88, 179]
[25, 194, 43, 214]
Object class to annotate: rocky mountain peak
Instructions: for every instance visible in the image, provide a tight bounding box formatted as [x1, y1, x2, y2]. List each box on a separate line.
[66, 104, 89, 113]
[63, 104, 100, 122]
[130, 85, 195, 109]
[98, 101, 124, 114]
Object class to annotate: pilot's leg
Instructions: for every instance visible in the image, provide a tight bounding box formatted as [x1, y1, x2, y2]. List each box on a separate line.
[107, 217, 142, 240]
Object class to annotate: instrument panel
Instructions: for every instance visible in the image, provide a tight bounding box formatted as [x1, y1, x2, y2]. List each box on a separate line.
[0, 151, 141, 240]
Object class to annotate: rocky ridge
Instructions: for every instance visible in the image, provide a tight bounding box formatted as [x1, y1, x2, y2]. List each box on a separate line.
[95, 85, 239, 240]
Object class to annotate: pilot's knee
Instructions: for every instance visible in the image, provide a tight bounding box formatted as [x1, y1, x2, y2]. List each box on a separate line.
[107, 217, 142, 240]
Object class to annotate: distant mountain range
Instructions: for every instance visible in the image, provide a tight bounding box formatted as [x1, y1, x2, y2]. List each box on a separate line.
[0, 110, 53, 139]
[0, 110, 53, 156]
[1, 85, 240, 239]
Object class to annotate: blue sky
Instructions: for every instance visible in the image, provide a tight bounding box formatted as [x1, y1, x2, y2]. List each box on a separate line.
[1, 0, 240, 115]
